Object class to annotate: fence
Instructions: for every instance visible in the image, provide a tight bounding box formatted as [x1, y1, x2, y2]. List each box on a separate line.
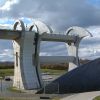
[43, 82, 59, 94]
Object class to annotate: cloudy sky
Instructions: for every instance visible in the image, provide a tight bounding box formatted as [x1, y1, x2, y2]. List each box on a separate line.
[0, 0, 100, 61]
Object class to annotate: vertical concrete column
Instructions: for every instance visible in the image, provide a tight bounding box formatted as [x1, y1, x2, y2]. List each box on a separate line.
[66, 26, 92, 71]
[13, 20, 42, 90]
[29, 21, 53, 86]
[67, 38, 80, 71]
[13, 20, 52, 90]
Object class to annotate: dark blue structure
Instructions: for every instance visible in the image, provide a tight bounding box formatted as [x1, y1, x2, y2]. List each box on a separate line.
[37, 58, 100, 94]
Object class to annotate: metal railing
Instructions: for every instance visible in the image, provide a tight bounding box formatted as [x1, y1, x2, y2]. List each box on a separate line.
[43, 82, 59, 94]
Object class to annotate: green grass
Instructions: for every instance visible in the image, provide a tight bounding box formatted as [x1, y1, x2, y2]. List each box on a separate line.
[52, 97, 60, 100]
[0, 99, 4, 100]
[41, 69, 66, 75]
[0, 69, 14, 77]
[0, 98, 36, 100]
[0, 98, 15, 100]
[8, 87, 24, 93]
[0, 98, 11, 100]
[93, 96, 100, 100]
[0, 68, 66, 77]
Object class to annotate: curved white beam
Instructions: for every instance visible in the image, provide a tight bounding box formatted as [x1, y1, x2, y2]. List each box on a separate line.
[66, 26, 93, 38]
[66, 26, 93, 71]
[29, 21, 53, 34]
[13, 20, 25, 31]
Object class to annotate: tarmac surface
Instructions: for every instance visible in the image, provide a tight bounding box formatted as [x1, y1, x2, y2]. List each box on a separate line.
[0, 75, 58, 99]
[0, 77, 100, 100]
[60, 91, 100, 100]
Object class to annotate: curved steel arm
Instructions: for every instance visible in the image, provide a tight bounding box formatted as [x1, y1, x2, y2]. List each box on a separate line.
[13, 20, 25, 31]
[29, 21, 53, 34]
[66, 26, 93, 38]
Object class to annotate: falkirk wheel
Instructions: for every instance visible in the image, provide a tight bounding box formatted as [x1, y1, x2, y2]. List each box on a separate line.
[0, 20, 92, 90]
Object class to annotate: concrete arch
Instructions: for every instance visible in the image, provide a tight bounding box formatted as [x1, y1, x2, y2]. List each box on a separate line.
[66, 26, 92, 71]
[13, 20, 25, 31]
[13, 20, 43, 90]
[29, 21, 53, 34]
[66, 26, 92, 38]
[13, 20, 55, 90]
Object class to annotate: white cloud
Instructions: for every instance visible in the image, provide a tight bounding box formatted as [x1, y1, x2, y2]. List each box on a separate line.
[40, 52, 52, 56]
[87, 26, 100, 37]
[0, 0, 100, 29]
[0, 0, 100, 61]
[0, 0, 19, 11]
[0, 49, 13, 61]
[39, 26, 100, 60]
[0, 18, 14, 23]
[0, 18, 15, 29]
[78, 26, 100, 59]
[0, 24, 12, 29]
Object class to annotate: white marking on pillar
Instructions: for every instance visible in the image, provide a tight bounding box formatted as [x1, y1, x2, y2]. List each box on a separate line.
[66, 26, 92, 71]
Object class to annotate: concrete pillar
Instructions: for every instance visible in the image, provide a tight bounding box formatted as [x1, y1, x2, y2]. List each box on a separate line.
[13, 20, 42, 90]
[13, 20, 53, 90]
[66, 26, 92, 71]
[67, 40, 80, 71]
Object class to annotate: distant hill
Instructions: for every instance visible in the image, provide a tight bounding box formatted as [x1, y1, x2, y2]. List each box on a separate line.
[41, 59, 90, 70]
[0, 62, 14, 69]
[0, 59, 90, 70]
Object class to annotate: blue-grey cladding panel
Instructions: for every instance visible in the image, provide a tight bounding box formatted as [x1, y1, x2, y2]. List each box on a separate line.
[37, 58, 100, 94]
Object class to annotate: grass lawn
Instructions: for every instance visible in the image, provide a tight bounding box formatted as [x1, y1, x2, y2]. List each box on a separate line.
[8, 87, 24, 93]
[0, 69, 14, 77]
[0, 98, 12, 100]
[0, 68, 66, 77]
[93, 96, 100, 100]
[0, 98, 36, 100]
[41, 69, 66, 75]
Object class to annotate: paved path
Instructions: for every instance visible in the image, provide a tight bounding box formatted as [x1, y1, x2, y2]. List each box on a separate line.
[0, 79, 56, 99]
[60, 91, 100, 100]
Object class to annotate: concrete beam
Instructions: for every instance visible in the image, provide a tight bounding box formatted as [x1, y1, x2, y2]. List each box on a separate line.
[40, 56, 75, 64]
[0, 29, 21, 40]
[0, 29, 77, 42]
[41, 34, 77, 42]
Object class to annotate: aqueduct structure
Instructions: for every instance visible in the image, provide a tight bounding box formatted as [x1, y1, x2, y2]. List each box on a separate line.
[0, 20, 92, 90]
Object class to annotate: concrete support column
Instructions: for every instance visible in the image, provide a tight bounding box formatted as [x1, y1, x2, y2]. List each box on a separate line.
[13, 20, 52, 90]
[66, 26, 92, 71]
[13, 20, 42, 90]
[67, 39, 80, 71]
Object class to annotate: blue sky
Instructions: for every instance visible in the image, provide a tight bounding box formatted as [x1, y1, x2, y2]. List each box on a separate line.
[0, 0, 100, 61]
[88, 0, 100, 6]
